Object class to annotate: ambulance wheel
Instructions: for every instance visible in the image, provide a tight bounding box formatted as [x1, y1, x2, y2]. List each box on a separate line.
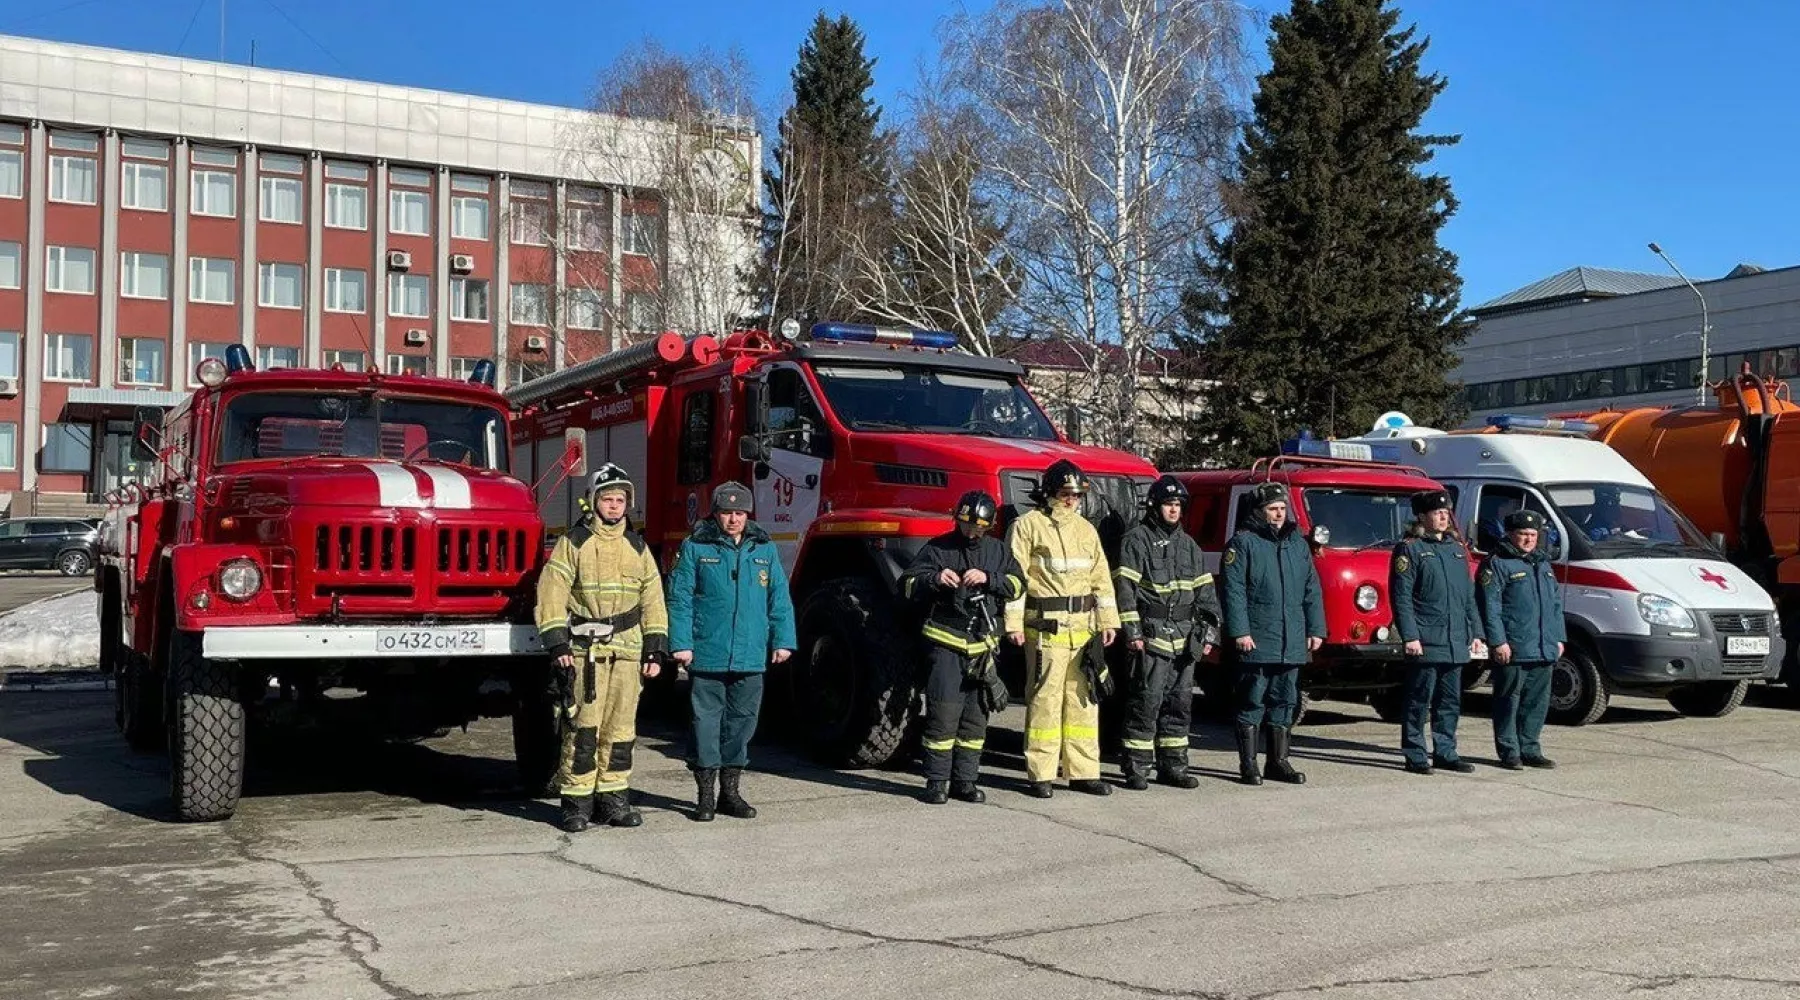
[511, 661, 560, 797]
[794, 577, 917, 767]
[1548, 645, 1608, 727]
[1667, 679, 1750, 718]
[167, 629, 246, 822]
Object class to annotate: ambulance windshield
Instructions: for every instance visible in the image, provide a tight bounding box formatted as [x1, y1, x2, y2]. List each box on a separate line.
[216, 391, 508, 470]
[1545, 483, 1710, 557]
[1301, 489, 1413, 549]
[812, 365, 1058, 440]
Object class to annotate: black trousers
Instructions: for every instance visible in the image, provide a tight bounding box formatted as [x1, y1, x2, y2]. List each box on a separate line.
[920, 645, 988, 783]
[1122, 650, 1195, 770]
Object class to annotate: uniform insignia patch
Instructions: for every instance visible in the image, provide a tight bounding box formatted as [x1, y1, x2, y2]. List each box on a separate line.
[1394, 554, 1410, 574]
[758, 569, 770, 588]
[1222, 548, 1237, 566]
[1479, 567, 1493, 585]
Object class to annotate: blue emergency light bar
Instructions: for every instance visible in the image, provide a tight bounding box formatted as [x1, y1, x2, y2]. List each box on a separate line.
[468, 358, 497, 387]
[224, 344, 254, 373]
[1280, 435, 1404, 464]
[810, 322, 958, 350]
[1486, 414, 1598, 435]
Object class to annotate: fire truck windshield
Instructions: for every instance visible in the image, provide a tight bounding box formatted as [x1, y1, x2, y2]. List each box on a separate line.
[811, 365, 1058, 440]
[216, 391, 508, 470]
[1302, 489, 1413, 549]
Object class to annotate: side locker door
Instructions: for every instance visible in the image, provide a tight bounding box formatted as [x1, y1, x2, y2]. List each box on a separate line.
[668, 381, 719, 561]
[752, 364, 827, 572]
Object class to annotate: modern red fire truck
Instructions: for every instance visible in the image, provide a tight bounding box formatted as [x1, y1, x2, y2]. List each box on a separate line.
[507, 322, 1159, 765]
[98, 347, 557, 821]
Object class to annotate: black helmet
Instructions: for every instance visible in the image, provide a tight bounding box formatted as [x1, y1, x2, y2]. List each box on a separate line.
[1249, 481, 1288, 509]
[953, 490, 999, 528]
[588, 463, 633, 503]
[1503, 509, 1546, 533]
[1410, 489, 1453, 516]
[1146, 475, 1189, 507]
[1040, 459, 1089, 497]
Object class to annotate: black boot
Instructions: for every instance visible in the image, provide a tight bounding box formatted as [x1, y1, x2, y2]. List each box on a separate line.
[1028, 781, 1054, 799]
[718, 767, 757, 819]
[1121, 751, 1151, 791]
[597, 790, 643, 827]
[692, 768, 718, 822]
[1156, 755, 1201, 790]
[559, 795, 593, 833]
[921, 779, 949, 805]
[1235, 725, 1263, 786]
[1069, 778, 1112, 796]
[949, 780, 986, 803]
[1265, 727, 1306, 784]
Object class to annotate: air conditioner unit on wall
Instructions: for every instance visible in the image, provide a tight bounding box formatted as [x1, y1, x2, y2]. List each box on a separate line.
[404, 329, 428, 346]
[450, 254, 475, 274]
[525, 335, 547, 352]
[0, 378, 17, 398]
[387, 250, 412, 271]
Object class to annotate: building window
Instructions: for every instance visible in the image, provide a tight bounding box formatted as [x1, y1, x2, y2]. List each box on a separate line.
[623, 210, 661, 256]
[388, 274, 430, 318]
[259, 152, 302, 174]
[568, 287, 605, 330]
[450, 277, 489, 321]
[624, 292, 659, 333]
[123, 138, 169, 160]
[452, 174, 490, 194]
[568, 186, 607, 250]
[258, 262, 304, 309]
[325, 160, 368, 182]
[390, 189, 430, 235]
[325, 183, 367, 229]
[0, 422, 15, 470]
[324, 268, 366, 313]
[46, 246, 96, 295]
[187, 342, 232, 383]
[447, 356, 483, 380]
[42, 423, 93, 473]
[192, 146, 237, 168]
[452, 196, 489, 240]
[0, 241, 18, 289]
[324, 349, 365, 371]
[390, 166, 431, 188]
[192, 170, 237, 217]
[259, 175, 303, 224]
[44, 333, 94, 382]
[189, 257, 236, 304]
[386, 353, 430, 376]
[49, 154, 98, 205]
[0, 331, 20, 379]
[0, 125, 19, 199]
[510, 180, 549, 244]
[120, 251, 170, 300]
[257, 345, 301, 370]
[510, 283, 548, 325]
[118, 337, 166, 386]
[49, 131, 99, 153]
[120, 144, 170, 212]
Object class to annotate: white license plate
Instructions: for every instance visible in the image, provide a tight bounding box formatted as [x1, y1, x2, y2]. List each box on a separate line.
[1727, 636, 1771, 657]
[376, 628, 486, 653]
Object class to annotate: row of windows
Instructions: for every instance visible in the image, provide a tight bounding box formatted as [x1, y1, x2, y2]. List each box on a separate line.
[1463, 345, 1800, 410]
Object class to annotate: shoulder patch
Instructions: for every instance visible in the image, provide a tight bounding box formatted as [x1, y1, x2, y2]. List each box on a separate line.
[565, 521, 594, 550]
[1478, 566, 1493, 586]
[1394, 554, 1410, 574]
[1222, 547, 1237, 566]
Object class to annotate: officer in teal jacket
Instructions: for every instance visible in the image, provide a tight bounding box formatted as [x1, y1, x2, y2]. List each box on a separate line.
[1219, 481, 1325, 786]
[1390, 489, 1486, 775]
[667, 481, 798, 822]
[1476, 509, 1565, 771]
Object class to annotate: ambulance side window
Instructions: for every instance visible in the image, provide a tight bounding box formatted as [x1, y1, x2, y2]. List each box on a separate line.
[1473, 484, 1561, 559]
[1229, 491, 1258, 533]
[677, 391, 713, 486]
[767, 367, 831, 458]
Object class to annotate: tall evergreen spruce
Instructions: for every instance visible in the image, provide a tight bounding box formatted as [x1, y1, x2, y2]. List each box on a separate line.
[1174, 0, 1466, 467]
[762, 13, 890, 324]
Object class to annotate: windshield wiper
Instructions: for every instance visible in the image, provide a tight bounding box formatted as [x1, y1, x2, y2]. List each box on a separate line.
[849, 419, 914, 432]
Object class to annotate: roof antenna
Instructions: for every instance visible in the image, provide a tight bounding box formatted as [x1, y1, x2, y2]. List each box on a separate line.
[218, 0, 226, 61]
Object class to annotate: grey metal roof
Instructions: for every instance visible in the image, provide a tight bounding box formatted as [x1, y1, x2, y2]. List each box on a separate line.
[1472, 266, 1685, 316]
[65, 388, 190, 409]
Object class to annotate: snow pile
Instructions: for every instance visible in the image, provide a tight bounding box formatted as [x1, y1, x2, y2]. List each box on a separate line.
[0, 590, 100, 670]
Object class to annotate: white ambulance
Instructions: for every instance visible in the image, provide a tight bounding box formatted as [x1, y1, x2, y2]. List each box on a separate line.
[1344, 413, 1782, 725]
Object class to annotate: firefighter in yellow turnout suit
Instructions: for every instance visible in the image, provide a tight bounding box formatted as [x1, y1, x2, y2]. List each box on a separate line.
[536, 463, 669, 833]
[1005, 460, 1121, 798]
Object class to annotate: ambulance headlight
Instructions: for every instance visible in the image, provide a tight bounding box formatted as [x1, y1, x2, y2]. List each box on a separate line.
[218, 559, 263, 601]
[1636, 593, 1693, 630]
[1354, 584, 1380, 612]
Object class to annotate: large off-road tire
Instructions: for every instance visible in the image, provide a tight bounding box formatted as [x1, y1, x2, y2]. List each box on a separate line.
[167, 629, 245, 822]
[118, 656, 165, 752]
[1667, 679, 1750, 718]
[793, 577, 918, 767]
[1548, 644, 1609, 727]
[1370, 686, 1408, 724]
[511, 660, 561, 797]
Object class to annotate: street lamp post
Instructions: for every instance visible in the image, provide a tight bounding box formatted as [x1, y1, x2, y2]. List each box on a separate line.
[1647, 241, 1711, 404]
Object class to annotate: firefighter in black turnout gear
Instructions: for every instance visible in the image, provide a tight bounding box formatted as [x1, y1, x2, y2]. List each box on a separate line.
[901, 491, 1026, 804]
[1113, 476, 1221, 790]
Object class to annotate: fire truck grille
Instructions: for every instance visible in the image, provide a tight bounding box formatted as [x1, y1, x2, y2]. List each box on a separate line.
[437, 526, 531, 576]
[316, 524, 417, 573]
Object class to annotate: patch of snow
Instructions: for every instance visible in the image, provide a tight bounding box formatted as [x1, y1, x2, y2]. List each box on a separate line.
[0, 590, 99, 670]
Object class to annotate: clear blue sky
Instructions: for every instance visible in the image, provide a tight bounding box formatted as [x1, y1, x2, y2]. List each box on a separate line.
[8, 0, 1798, 308]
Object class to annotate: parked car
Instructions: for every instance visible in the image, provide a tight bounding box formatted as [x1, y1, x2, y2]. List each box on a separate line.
[0, 517, 101, 576]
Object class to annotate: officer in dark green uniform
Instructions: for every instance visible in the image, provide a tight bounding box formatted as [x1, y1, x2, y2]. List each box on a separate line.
[1219, 481, 1325, 786]
[1477, 509, 1565, 770]
[1390, 489, 1486, 775]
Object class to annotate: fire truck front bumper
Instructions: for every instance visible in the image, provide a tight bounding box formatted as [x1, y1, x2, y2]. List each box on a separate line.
[202, 623, 546, 660]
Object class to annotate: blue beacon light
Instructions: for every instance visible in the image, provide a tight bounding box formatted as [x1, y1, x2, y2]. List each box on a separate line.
[809, 322, 959, 350]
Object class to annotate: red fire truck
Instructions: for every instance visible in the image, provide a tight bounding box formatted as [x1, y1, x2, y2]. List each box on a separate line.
[1175, 436, 1463, 720]
[98, 347, 558, 822]
[507, 322, 1159, 765]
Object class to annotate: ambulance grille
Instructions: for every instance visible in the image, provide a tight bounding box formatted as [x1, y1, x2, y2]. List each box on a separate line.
[1709, 613, 1770, 635]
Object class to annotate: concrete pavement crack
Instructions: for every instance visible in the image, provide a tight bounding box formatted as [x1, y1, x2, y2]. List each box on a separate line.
[1607, 729, 1800, 782]
[987, 800, 1277, 901]
[1247, 964, 1800, 999]
[1245, 967, 1501, 998]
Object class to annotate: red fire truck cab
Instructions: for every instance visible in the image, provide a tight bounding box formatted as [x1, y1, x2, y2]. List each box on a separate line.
[99, 347, 555, 822]
[509, 322, 1158, 765]
[1176, 437, 1457, 718]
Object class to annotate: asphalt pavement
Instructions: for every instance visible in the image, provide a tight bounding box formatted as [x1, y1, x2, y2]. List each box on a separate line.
[0, 572, 89, 615]
[5, 689, 1800, 1000]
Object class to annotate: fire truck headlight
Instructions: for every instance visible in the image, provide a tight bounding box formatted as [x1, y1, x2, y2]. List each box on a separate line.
[218, 559, 263, 601]
[1354, 584, 1380, 612]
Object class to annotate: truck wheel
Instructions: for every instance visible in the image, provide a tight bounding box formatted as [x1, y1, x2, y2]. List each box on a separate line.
[167, 629, 245, 822]
[794, 577, 917, 767]
[1193, 667, 1235, 721]
[1667, 679, 1750, 718]
[118, 655, 166, 752]
[1548, 645, 1609, 727]
[511, 661, 560, 796]
[1370, 686, 1408, 724]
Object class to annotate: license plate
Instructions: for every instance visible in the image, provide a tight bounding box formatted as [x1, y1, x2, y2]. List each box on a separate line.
[1727, 636, 1771, 657]
[376, 628, 485, 653]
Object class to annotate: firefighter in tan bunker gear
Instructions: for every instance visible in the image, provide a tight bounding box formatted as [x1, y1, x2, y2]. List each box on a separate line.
[536, 463, 670, 833]
[1006, 459, 1121, 798]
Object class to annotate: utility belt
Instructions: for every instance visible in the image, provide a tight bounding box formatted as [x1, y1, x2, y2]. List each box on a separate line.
[569, 607, 642, 645]
[1136, 617, 1196, 641]
[1026, 595, 1096, 615]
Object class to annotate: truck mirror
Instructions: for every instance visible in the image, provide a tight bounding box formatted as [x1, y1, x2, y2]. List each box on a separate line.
[131, 406, 164, 463]
[562, 427, 587, 477]
[737, 435, 771, 464]
[1309, 525, 1331, 547]
[745, 379, 770, 435]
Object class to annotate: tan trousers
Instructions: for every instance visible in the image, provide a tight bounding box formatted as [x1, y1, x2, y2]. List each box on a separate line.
[556, 648, 642, 797]
[1023, 631, 1100, 782]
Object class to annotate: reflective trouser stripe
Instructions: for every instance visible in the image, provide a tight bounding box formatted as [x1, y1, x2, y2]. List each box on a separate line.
[1156, 736, 1190, 748]
[1023, 640, 1101, 783]
[954, 738, 985, 751]
[1122, 737, 1156, 751]
[922, 737, 956, 751]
